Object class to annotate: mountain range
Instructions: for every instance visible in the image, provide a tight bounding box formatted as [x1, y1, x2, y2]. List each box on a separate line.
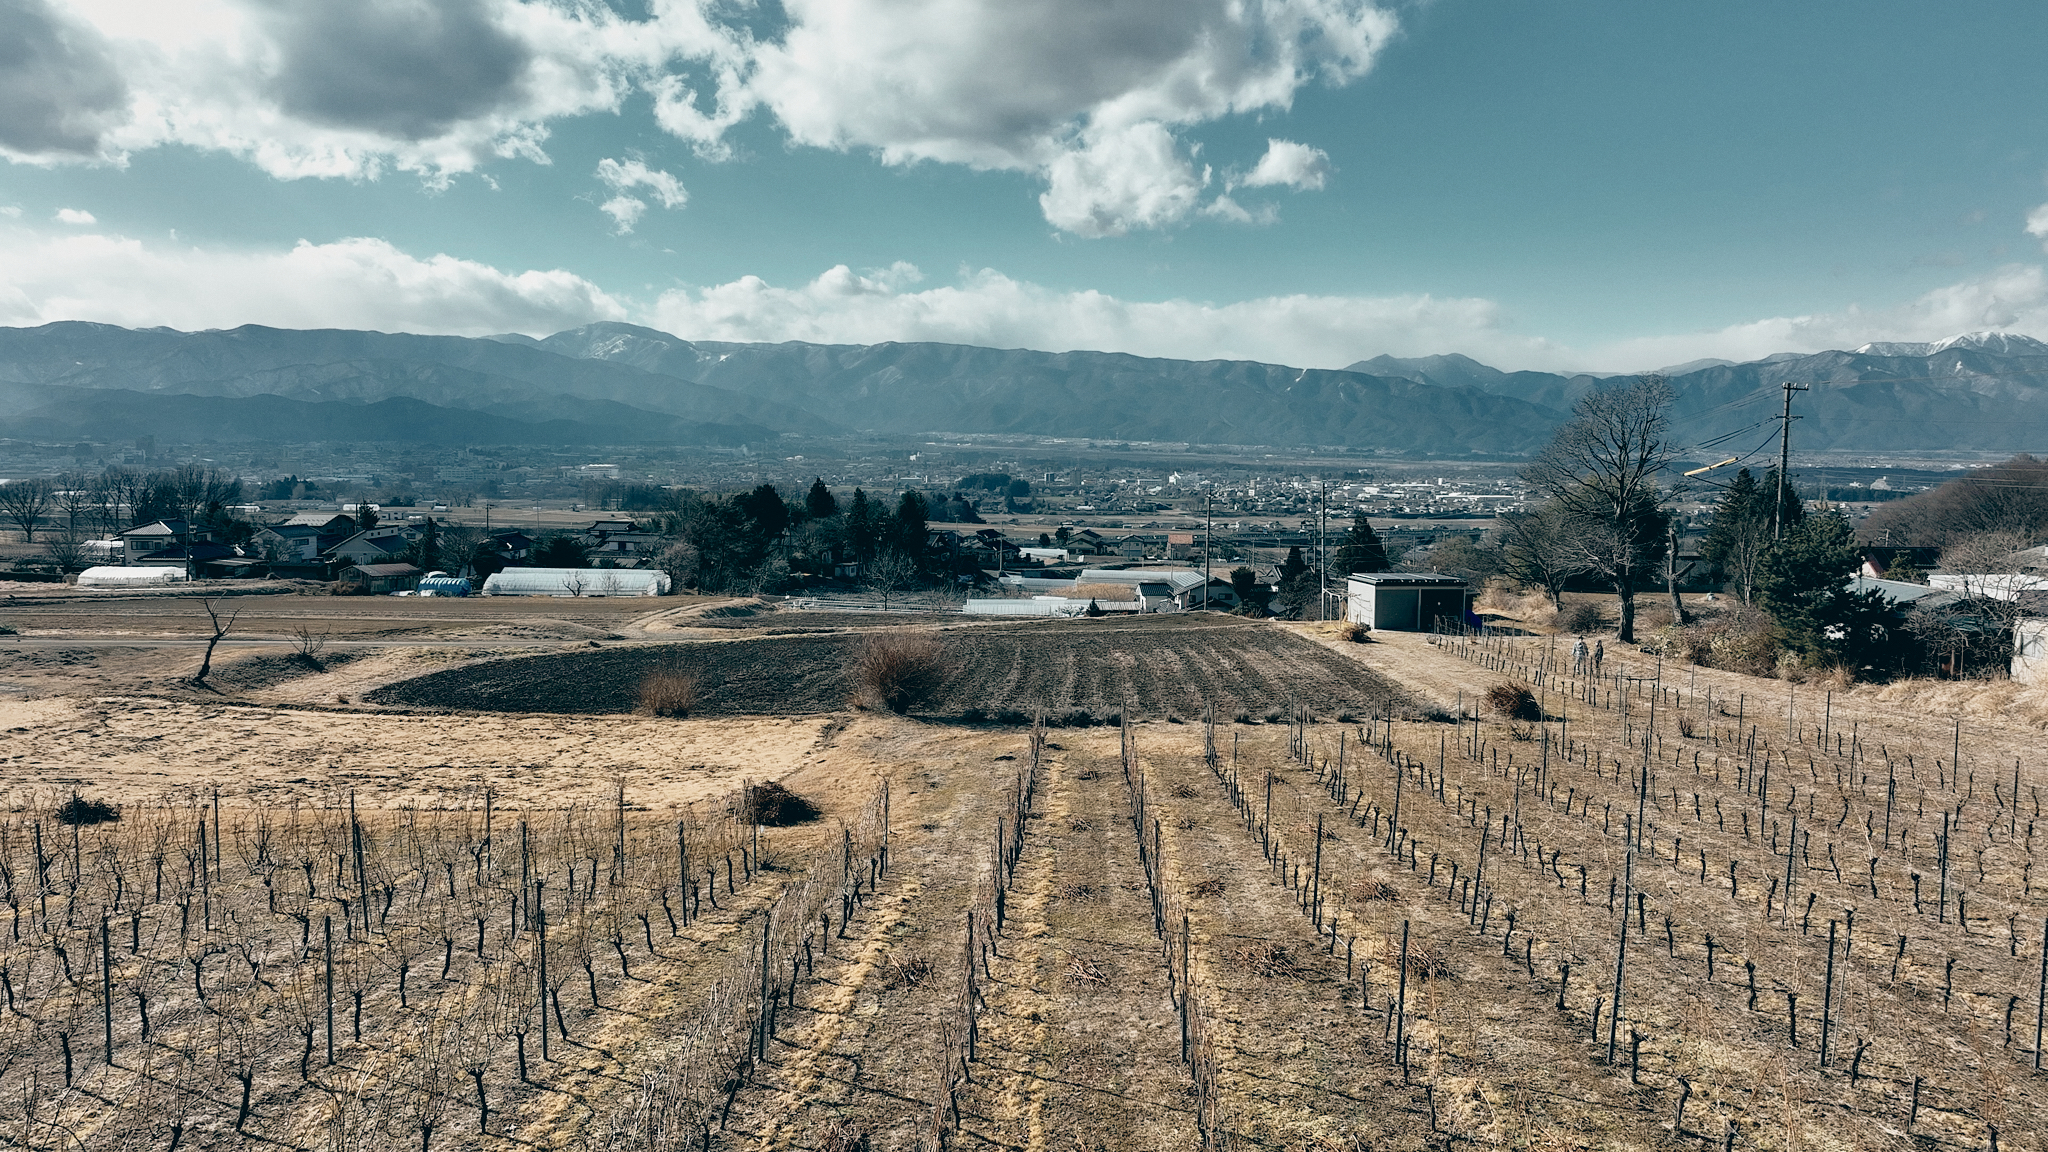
[1, 321, 2045, 456]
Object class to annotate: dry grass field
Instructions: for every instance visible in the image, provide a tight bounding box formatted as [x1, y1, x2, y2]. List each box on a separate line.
[0, 602, 2043, 1150]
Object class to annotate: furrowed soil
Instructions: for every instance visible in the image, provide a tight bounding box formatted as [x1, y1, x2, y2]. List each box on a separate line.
[0, 611, 2043, 1150]
[365, 614, 1414, 720]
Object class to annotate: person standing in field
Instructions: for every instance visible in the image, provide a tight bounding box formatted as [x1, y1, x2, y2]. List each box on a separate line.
[1571, 637, 1588, 674]
[1593, 639, 1605, 675]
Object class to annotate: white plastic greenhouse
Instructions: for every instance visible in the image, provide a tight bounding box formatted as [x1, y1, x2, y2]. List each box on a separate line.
[480, 567, 670, 597]
[76, 565, 189, 587]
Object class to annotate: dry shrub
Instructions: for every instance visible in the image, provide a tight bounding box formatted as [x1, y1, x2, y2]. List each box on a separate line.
[1188, 877, 1227, 898]
[1170, 781, 1200, 799]
[1339, 621, 1372, 643]
[1056, 882, 1102, 902]
[1676, 714, 1700, 739]
[1230, 941, 1312, 979]
[637, 665, 699, 717]
[1484, 682, 1541, 721]
[1676, 605, 1779, 676]
[1067, 817, 1094, 832]
[742, 781, 821, 826]
[851, 630, 946, 714]
[1560, 601, 1608, 634]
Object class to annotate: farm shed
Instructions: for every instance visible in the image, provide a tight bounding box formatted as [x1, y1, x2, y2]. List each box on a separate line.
[77, 565, 188, 587]
[1344, 572, 1471, 632]
[481, 567, 670, 597]
[339, 562, 421, 595]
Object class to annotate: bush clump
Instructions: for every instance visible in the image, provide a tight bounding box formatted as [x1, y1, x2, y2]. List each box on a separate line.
[637, 665, 700, 717]
[1339, 621, 1372, 643]
[1560, 601, 1608, 634]
[1484, 682, 1542, 722]
[852, 631, 946, 714]
[743, 781, 821, 826]
[55, 793, 119, 826]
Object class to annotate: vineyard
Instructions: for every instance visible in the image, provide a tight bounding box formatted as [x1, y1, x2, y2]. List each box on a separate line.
[0, 622, 2043, 1149]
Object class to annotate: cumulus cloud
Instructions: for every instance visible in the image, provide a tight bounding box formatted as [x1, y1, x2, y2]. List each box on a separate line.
[53, 207, 94, 224]
[1240, 138, 1330, 191]
[593, 156, 685, 232]
[1039, 122, 1208, 237]
[0, 223, 625, 334]
[3, 1, 1384, 230]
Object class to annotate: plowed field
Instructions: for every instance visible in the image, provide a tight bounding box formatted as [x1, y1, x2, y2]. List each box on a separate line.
[365, 614, 1414, 720]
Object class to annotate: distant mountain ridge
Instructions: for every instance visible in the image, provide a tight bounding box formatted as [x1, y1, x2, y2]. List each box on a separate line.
[1, 320, 2046, 454]
[1348, 331, 2048, 454]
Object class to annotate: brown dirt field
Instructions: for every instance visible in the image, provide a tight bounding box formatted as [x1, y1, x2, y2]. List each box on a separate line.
[365, 614, 1415, 721]
[0, 610, 2044, 1151]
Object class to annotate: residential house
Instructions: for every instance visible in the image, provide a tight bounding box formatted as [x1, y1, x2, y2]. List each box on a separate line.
[115, 520, 249, 576]
[326, 527, 418, 568]
[1073, 567, 1241, 611]
[251, 512, 356, 564]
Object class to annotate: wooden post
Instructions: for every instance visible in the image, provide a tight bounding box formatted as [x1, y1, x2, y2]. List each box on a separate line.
[1608, 834, 1632, 1065]
[2036, 916, 2047, 1072]
[1819, 919, 1836, 1069]
[100, 914, 113, 1066]
[536, 881, 549, 1061]
[1394, 920, 1411, 1069]
[324, 915, 335, 1065]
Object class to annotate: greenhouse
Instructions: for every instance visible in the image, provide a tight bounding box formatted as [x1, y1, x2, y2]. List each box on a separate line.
[480, 567, 669, 597]
[76, 565, 189, 587]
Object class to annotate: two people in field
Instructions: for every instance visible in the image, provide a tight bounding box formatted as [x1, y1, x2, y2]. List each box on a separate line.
[1570, 637, 1604, 675]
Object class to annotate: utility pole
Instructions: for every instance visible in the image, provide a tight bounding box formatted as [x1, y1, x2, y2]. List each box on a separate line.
[1203, 491, 1213, 610]
[1318, 481, 1329, 621]
[1774, 381, 1809, 542]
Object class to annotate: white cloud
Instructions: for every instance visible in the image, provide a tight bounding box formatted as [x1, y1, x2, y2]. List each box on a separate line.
[593, 157, 686, 231]
[2027, 202, 2048, 245]
[0, 223, 625, 335]
[1039, 122, 1208, 237]
[53, 207, 95, 225]
[3, 1, 1385, 232]
[1240, 138, 1330, 191]
[0, 206, 23, 218]
[651, 261, 1529, 367]
[597, 195, 646, 234]
[1575, 265, 2048, 371]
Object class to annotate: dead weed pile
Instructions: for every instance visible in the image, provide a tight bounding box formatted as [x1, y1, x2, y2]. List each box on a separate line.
[1350, 879, 1400, 903]
[1230, 941, 1313, 979]
[883, 953, 935, 990]
[740, 781, 821, 826]
[1187, 877, 1227, 898]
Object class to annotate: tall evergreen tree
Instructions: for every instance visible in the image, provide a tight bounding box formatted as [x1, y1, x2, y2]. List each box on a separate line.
[1335, 512, 1391, 573]
[737, 483, 789, 539]
[844, 488, 880, 562]
[805, 477, 839, 519]
[1755, 509, 1899, 670]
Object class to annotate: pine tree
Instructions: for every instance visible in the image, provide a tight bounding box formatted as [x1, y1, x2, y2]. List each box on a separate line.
[845, 489, 879, 562]
[805, 478, 839, 519]
[1335, 512, 1391, 573]
[1756, 509, 1899, 670]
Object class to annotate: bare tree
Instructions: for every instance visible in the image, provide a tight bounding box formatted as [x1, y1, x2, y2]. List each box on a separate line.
[43, 531, 85, 573]
[51, 473, 94, 538]
[195, 597, 242, 683]
[1521, 375, 1677, 642]
[0, 478, 54, 542]
[862, 548, 920, 608]
[1496, 502, 1581, 609]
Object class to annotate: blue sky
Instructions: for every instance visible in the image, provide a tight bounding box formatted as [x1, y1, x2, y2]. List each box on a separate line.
[5, 0, 2048, 371]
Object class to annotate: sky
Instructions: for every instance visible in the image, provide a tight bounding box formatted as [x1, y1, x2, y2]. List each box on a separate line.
[5, 0, 2048, 373]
